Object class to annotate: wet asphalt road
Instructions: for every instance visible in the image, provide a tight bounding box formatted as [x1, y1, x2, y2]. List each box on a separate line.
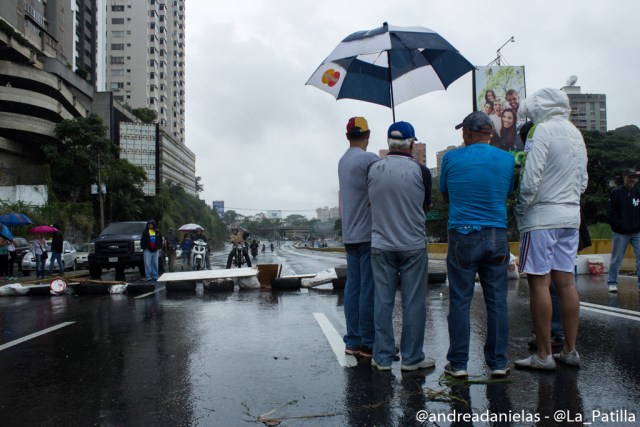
[0, 242, 639, 426]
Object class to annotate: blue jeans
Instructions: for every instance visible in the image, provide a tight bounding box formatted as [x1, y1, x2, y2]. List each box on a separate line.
[35, 253, 47, 278]
[607, 231, 640, 285]
[371, 247, 427, 367]
[343, 242, 375, 349]
[446, 228, 509, 371]
[49, 251, 63, 274]
[143, 250, 160, 280]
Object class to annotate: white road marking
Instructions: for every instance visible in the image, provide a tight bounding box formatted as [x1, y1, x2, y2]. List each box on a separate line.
[134, 286, 165, 299]
[580, 301, 640, 317]
[580, 303, 640, 322]
[0, 322, 75, 351]
[313, 312, 358, 367]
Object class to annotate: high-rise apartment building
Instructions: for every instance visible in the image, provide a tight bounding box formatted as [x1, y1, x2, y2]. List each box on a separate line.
[102, 0, 185, 144]
[561, 81, 607, 132]
[378, 142, 427, 165]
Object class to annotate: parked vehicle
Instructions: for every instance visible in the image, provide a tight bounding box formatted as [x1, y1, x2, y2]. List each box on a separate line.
[21, 240, 77, 274]
[88, 221, 147, 280]
[11, 237, 30, 272]
[74, 242, 91, 269]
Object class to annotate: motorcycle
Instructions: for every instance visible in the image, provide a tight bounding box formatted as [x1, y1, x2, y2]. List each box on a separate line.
[232, 242, 246, 268]
[191, 239, 207, 271]
[250, 246, 258, 260]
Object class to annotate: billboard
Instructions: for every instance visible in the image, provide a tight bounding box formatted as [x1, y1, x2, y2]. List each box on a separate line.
[473, 66, 526, 152]
[212, 200, 224, 217]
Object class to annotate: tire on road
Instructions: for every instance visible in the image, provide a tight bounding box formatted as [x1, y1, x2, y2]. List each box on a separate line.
[127, 283, 156, 294]
[331, 277, 346, 289]
[165, 280, 196, 292]
[271, 277, 301, 290]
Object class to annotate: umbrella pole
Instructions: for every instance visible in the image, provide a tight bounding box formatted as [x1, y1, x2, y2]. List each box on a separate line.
[387, 50, 395, 123]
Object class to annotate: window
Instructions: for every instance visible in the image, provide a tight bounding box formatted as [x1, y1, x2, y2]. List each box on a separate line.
[111, 5, 125, 11]
[112, 31, 124, 38]
[110, 56, 125, 64]
[111, 18, 124, 24]
[111, 43, 125, 50]
[110, 82, 124, 89]
[111, 69, 125, 77]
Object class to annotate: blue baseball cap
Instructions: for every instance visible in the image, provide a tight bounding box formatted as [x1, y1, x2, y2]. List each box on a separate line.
[455, 111, 494, 133]
[387, 121, 418, 140]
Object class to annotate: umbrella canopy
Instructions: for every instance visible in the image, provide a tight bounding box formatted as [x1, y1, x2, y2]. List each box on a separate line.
[0, 212, 33, 226]
[1, 224, 13, 241]
[178, 223, 204, 232]
[30, 225, 59, 234]
[306, 22, 475, 120]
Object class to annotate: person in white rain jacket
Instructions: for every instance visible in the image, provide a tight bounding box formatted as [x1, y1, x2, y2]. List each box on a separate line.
[514, 87, 588, 371]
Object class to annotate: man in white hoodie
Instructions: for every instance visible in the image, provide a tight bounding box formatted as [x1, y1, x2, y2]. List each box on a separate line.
[514, 88, 588, 371]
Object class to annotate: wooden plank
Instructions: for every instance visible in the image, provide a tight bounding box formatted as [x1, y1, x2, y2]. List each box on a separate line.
[157, 268, 257, 282]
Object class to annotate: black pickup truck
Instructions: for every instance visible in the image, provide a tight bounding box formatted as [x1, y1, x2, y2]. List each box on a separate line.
[88, 221, 147, 281]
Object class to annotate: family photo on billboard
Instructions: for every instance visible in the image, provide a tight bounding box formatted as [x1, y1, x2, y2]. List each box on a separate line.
[474, 66, 527, 152]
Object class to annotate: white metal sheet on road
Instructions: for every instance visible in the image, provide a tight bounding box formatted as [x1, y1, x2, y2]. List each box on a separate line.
[157, 267, 257, 282]
[580, 301, 640, 322]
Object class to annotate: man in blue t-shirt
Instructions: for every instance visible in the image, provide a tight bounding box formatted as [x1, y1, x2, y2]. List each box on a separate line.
[440, 111, 514, 379]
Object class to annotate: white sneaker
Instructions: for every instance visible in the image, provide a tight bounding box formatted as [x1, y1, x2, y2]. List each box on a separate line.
[608, 284, 618, 293]
[371, 359, 391, 371]
[554, 350, 580, 367]
[514, 354, 556, 370]
[401, 357, 435, 371]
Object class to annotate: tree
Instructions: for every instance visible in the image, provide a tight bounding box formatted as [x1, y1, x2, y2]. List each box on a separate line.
[284, 214, 308, 227]
[583, 128, 640, 225]
[48, 113, 117, 202]
[105, 160, 147, 221]
[223, 210, 238, 225]
[130, 108, 157, 124]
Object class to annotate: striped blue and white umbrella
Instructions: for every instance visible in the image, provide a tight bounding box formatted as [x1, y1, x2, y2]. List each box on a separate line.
[306, 22, 474, 120]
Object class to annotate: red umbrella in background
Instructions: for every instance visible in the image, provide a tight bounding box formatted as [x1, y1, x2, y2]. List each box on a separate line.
[30, 225, 59, 234]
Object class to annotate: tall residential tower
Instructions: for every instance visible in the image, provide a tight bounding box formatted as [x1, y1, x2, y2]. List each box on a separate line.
[102, 0, 185, 143]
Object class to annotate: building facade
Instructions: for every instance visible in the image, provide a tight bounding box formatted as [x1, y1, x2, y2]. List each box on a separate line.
[102, 0, 185, 144]
[561, 85, 607, 132]
[316, 206, 339, 223]
[378, 142, 427, 165]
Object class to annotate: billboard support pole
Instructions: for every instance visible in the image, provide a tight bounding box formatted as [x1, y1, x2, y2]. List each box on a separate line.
[487, 36, 515, 66]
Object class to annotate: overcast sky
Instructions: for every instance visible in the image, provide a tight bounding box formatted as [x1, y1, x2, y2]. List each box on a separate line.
[185, 0, 639, 218]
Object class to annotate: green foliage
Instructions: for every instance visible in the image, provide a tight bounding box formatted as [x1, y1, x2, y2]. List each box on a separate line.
[130, 108, 157, 124]
[49, 113, 116, 202]
[139, 181, 227, 249]
[582, 128, 640, 225]
[588, 222, 612, 239]
[105, 160, 147, 221]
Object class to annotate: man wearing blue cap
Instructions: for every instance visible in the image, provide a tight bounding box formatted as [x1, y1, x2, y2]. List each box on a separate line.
[440, 111, 515, 378]
[367, 121, 435, 371]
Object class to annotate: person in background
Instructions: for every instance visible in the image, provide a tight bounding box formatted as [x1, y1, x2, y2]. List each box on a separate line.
[48, 224, 64, 276]
[140, 219, 163, 282]
[490, 108, 519, 151]
[514, 88, 588, 371]
[31, 233, 47, 280]
[440, 111, 514, 378]
[193, 227, 212, 270]
[338, 116, 379, 358]
[0, 237, 8, 279]
[606, 168, 640, 293]
[225, 226, 250, 268]
[7, 238, 17, 279]
[180, 234, 193, 269]
[164, 228, 179, 272]
[367, 121, 435, 372]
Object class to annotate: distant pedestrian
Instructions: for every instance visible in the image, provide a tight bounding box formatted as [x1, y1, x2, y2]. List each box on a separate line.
[606, 168, 640, 293]
[140, 220, 163, 282]
[49, 224, 64, 275]
[440, 111, 514, 378]
[180, 234, 193, 268]
[7, 238, 17, 278]
[514, 88, 588, 371]
[367, 121, 435, 371]
[0, 237, 8, 278]
[164, 228, 179, 272]
[338, 116, 379, 358]
[31, 233, 47, 279]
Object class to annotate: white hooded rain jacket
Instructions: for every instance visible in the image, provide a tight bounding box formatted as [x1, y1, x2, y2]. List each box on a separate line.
[515, 88, 588, 233]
